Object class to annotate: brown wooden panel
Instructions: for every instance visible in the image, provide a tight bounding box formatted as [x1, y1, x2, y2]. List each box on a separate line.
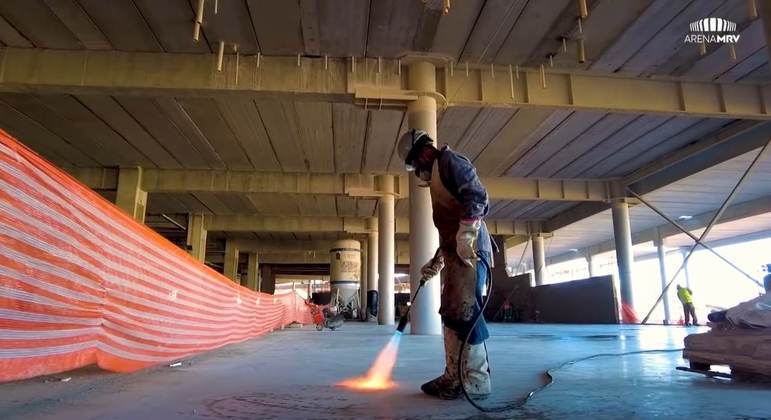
[618, 0, 724, 75]
[492, 0, 570, 65]
[603, 118, 730, 177]
[455, 107, 516, 161]
[294, 102, 334, 173]
[216, 98, 280, 172]
[0, 15, 33, 47]
[430, 0, 484, 60]
[590, 0, 691, 73]
[333, 103, 367, 174]
[0, 100, 97, 167]
[362, 109, 403, 173]
[77, 0, 162, 51]
[489, 110, 571, 177]
[153, 98, 227, 170]
[460, 0, 528, 63]
[386, 112, 409, 173]
[474, 108, 559, 176]
[530, 114, 638, 177]
[43, 0, 111, 50]
[0, 93, 148, 166]
[116, 97, 211, 169]
[554, 115, 670, 178]
[582, 117, 702, 177]
[134, 0, 210, 53]
[177, 97, 253, 170]
[366, 0, 423, 57]
[255, 100, 306, 172]
[246, 0, 303, 54]
[0, 0, 82, 49]
[189, 0, 259, 54]
[437, 107, 480, 150]
[301, 0, 369, 57]
[77, 95, 181, 169]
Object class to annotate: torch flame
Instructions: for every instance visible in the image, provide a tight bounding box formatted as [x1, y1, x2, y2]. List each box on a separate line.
[337, 332, 402, 391]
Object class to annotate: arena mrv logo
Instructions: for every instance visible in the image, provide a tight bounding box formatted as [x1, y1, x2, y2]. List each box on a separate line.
[684, 17, 740, 44]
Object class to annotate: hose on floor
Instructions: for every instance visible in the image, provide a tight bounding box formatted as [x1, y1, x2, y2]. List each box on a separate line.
[457, 253, 683, 413]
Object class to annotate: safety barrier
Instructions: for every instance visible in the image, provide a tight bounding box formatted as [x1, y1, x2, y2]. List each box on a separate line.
[0, 129, 313, 382]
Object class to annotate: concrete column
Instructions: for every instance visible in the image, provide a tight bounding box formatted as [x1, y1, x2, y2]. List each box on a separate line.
[115, 167, 147, 223]
[406, 60, 442, 335]
[611, 199, 636, 321]
[680, 247, 692, 289]
[360, 242, 368, 318]
[260, 265, 276, 294]
[329, 239, 361, 314]
[186, 213, 207, 262]
[655, 231, 672, 325]
[223, 240, 239, 282]
[246, 252, 259, 291]
[586, 250, 595, 277]
[377, 176, 396, 326]
[532, 234, 547, 286]
[366, 217, 378, 320]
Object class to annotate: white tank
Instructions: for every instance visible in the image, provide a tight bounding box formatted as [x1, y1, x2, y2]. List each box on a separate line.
[329, 239, 361, 317]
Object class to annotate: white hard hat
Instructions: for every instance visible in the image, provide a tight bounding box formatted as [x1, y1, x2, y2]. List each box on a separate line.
[397, 129, 432, 171]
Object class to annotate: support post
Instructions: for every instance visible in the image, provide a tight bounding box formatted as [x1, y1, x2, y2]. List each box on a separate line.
[224, 240, 239, 282]
[186, 213, 207, 262]
[115, 167, 147, 223]
[654, 229, 672, 325]
[680, 247, 692, 289]
[366, 217, 378, 320]
[260, 265, 276, 294]
[612, 198, 637, 323]
[586, 249, 595, 277]
[532, 234, 547, 286]
[406, 60, 442, 335]
[246, 252, 259, 291]
[377, 176, 396, 326]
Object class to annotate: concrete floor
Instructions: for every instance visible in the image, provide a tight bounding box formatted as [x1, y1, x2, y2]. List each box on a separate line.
[1, 323, 769, 419]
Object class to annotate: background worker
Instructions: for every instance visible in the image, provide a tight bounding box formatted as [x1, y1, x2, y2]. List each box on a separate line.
[397, 129, 492, 400]
[677, 284, 699, 326]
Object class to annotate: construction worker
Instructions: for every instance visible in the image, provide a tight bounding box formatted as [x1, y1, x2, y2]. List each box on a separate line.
[397, 129, 491, 400]
[677, 284, 699, 326]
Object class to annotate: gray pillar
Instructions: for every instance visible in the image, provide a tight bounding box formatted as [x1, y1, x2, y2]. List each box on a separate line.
[406, 60, 442, 335]
[115, 167, 147, 223]
[611, 199, 636, 321]
[246, 252, 259, 291]
[366, 217, 378, 320]
[187, 213, 207, 262]
[680, 247, 692, 289]
[532, 234, 547, 286]
[586, 250, 595, 277]
[377, 177, 395, 325]
[223, 240, 239, 283]
[655, 231, 672, 325]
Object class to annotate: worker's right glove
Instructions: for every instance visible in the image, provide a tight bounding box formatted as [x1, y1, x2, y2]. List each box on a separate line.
[420, 253, 444, 279]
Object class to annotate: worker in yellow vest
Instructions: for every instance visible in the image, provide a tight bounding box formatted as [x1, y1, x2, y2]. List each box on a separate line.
[677, 285, 699, 326]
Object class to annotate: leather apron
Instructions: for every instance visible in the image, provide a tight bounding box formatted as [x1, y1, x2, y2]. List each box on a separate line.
[429, 161, 480, 324]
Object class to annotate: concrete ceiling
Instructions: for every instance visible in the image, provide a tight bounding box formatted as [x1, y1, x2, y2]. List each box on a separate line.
[0, 0, 770, 263]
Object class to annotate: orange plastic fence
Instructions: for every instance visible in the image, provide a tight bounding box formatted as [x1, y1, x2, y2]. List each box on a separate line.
[0, 129, 313, 383]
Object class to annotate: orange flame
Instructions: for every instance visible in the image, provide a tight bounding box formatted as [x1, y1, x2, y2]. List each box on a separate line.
[337, 333, 402, 391]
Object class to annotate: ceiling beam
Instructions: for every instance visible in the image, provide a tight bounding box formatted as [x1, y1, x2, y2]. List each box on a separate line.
[546, 195, 771, 266]
[543, 120, 771, 233]
[203, 214, 535, 236]
[1, 48, 769, 119]
[67, 167, 611, 202]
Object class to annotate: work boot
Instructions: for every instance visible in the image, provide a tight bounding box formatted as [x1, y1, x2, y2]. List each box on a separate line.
[421, 328, 462, 400]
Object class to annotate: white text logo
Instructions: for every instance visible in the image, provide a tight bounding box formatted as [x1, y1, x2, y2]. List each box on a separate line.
[684, 18, 740, 44]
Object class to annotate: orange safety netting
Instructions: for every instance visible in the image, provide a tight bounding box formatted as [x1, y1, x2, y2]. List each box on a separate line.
[0, 129, 313, 383]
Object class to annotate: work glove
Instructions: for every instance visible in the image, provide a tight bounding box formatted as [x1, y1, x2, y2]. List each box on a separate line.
[456, 219, 480, 267]
[420, 253, 444, 279]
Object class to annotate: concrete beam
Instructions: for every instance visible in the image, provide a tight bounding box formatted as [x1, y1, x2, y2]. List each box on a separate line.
[204, 214, 535, 236]
[2, 48, 768, 119]
[544, 120, 771, 233]
[546, 195, 771, 266]
[68, 167, 610, 202]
